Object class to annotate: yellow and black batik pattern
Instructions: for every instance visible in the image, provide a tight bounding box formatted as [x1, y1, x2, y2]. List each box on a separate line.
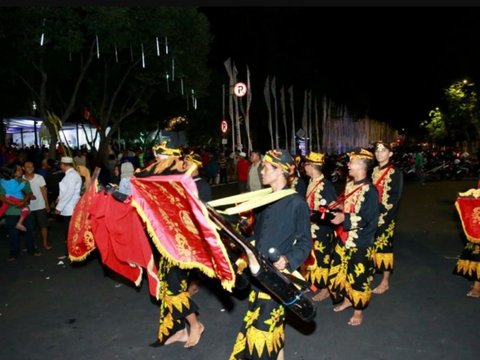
[301, 176, 337, 288]
[328, 241, 375, 310]
[229, 290, 285, 360]
[302, 233, 335, 288]
[372, 164, 403, 272]
[156, 258, 199, 344]
[454, 242, 480, 282]
[373, 220, 395, 271]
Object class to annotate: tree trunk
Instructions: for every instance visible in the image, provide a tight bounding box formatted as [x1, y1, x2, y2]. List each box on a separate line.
[96, 131, 113, 173]
[47, 125, 59, 159]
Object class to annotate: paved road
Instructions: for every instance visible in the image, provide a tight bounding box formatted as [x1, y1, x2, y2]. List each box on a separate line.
[1, 179, 479, 360]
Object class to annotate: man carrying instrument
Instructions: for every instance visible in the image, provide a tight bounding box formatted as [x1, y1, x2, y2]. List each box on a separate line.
[328, 148, 379, 326]
[371, 141, 404, 294]
[229, 149, 311, 360]
[300, 151, 337, 302]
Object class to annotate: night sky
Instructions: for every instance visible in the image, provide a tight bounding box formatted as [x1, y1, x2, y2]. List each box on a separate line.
[200, 7, 480, 133]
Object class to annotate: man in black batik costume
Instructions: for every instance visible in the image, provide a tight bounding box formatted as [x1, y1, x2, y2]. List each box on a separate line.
[229, 149, 311, 360]
[328, 148, 379, 326]
[371, 141, 403, 294]
[300, 151, 337, 302]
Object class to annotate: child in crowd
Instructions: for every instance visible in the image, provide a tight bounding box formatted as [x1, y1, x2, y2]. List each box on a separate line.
[0, 167, 31, 231]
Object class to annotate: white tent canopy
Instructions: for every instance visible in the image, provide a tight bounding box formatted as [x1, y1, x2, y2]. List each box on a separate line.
[3, 116, 101, 149]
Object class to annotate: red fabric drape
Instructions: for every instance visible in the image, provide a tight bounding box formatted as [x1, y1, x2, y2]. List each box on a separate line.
[88, 192, 160, 299]
[67, 179, 97, 261]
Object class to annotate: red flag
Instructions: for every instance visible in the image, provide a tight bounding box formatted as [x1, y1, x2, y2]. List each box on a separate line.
[130, 174, 236, 291]
[455, 189, 480, 244]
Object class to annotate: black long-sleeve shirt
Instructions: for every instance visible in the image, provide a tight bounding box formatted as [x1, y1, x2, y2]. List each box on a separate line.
[253, 190, 312, 271]
[372, 163, 403, 229]
[342, 178, 379, 248]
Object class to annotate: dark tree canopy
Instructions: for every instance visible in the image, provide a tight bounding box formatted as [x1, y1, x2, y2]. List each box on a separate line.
[0, 6, 212, 160]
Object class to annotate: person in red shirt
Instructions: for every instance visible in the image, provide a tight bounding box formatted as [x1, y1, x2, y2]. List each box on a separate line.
[236, 151, 250, 193]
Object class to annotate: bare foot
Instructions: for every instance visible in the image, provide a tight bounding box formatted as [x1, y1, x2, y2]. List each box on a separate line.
[333, 298, 352, 312]
[312, 288, 330, 302]
[16, 224, 27, 232]
[184, 322, 205, 348]
[372, 283, 389, 294]
[348, 310, 363, 326]
[466, 289, 480, 298]
[44, 244, 53, 250]
[164, 328, 188, 345]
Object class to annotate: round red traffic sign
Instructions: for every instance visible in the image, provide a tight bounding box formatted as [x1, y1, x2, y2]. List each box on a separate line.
[221, 120, 228, 133]
[233, 82, 247, 97]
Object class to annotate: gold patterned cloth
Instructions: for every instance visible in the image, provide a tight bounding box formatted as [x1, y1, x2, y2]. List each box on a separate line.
[130, 173, 236, 291]
[455, 188, 480, 244]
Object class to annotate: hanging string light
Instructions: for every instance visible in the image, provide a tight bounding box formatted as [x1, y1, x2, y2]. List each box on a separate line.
[40, 18, 46, 46]
[95, 34, 100, 58]
[32, 22, 200, 112]
[191, 89, 197, 110]
[68, 29, 72, 61]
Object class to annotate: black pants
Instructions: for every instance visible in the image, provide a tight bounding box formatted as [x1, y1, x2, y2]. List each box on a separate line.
[5, 214, 36, 258]
[59, 215, 71, 256]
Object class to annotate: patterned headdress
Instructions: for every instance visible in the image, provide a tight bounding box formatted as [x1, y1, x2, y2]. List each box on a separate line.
[152, 141, 182, 157]
[184, 152, 203, 167]
[305, 151, 325, 165]
[374, 141, 392, 152]
[348, 148, 374, 161]
[263, 149, 294, 173]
